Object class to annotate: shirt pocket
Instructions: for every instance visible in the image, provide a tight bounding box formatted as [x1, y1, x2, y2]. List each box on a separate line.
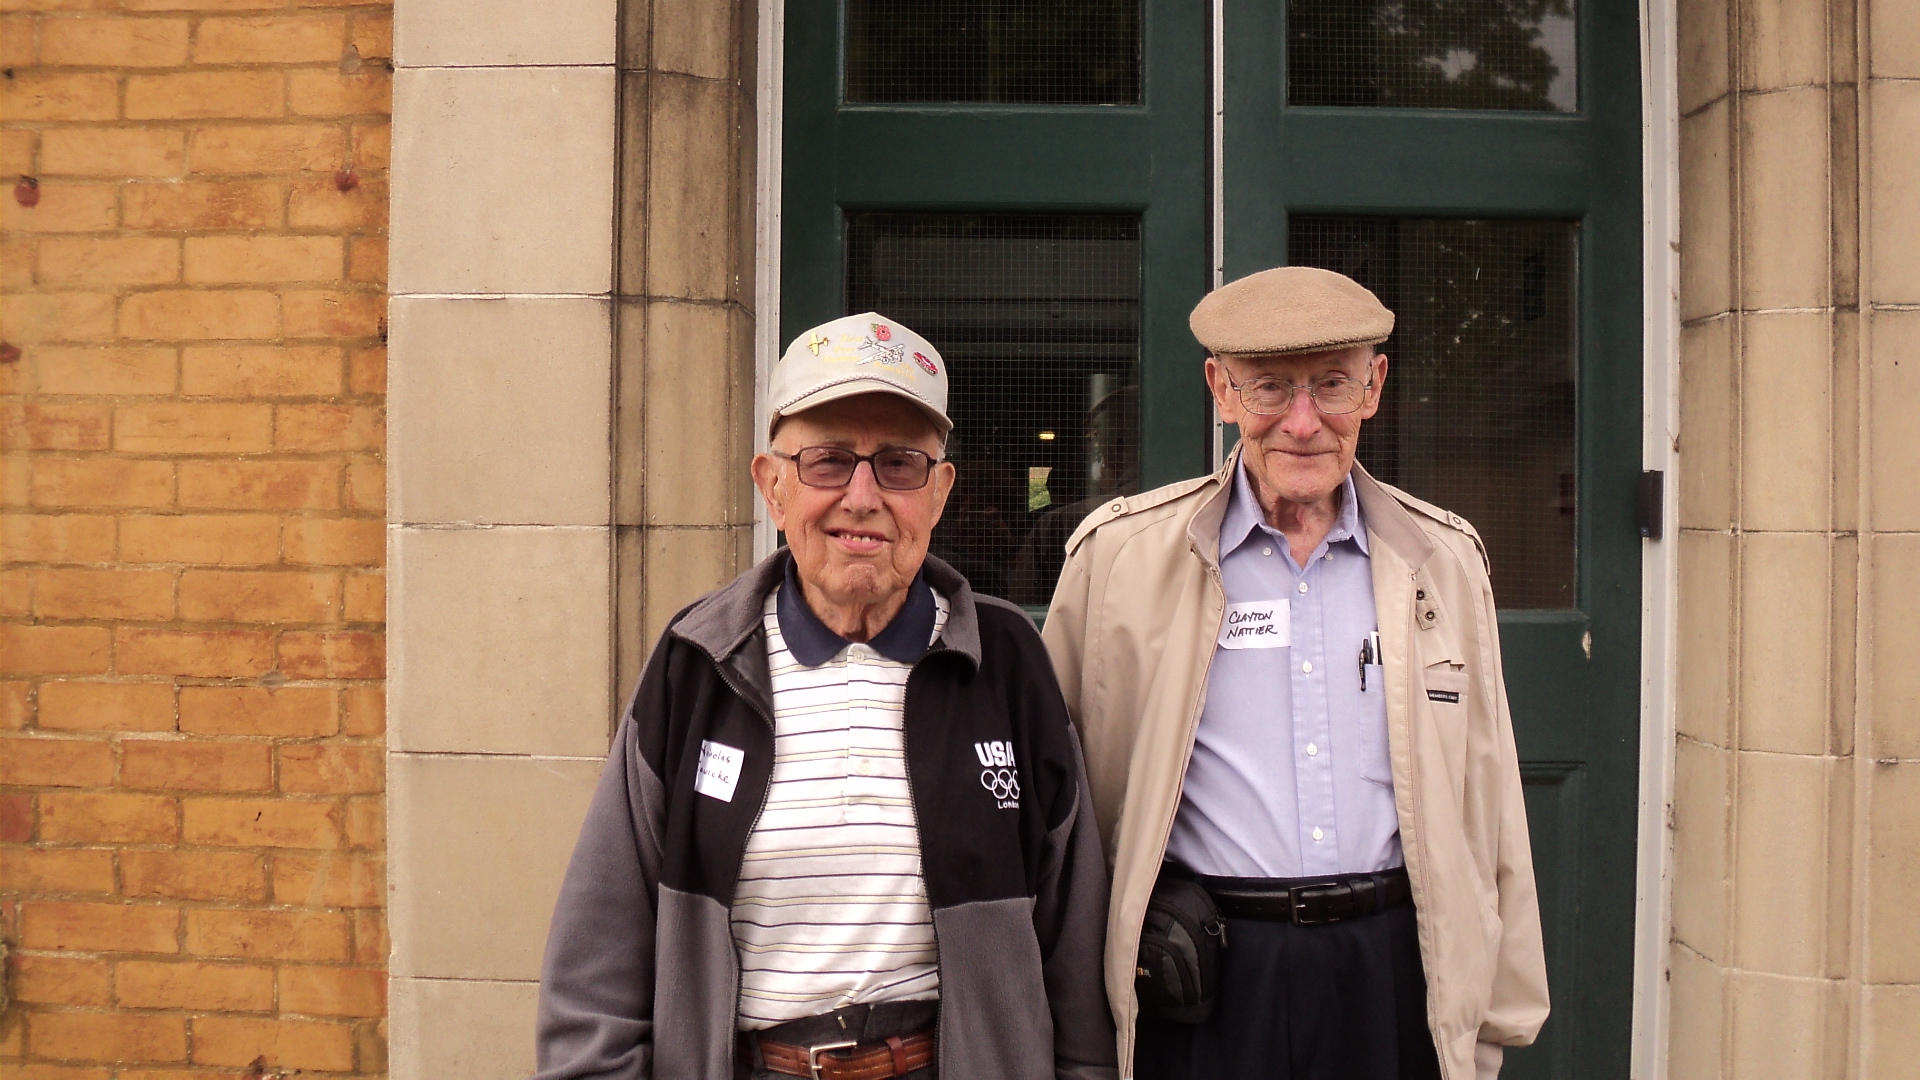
[1357, 671, 1394, 787]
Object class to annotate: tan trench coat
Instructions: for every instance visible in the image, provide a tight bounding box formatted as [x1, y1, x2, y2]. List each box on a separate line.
[1041, 450, 1549, 1080]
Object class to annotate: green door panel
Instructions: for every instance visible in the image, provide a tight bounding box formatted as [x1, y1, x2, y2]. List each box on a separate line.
[1224, 0, 1644, 1073]
[786, 0, 1644, 1072]
[783, 0, 1213, 490]
[828, 112, 1157, 202]
[1275, 113, 1598, 210]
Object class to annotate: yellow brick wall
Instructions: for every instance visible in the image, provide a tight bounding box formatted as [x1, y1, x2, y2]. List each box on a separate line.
[0, 1, 391, 1075]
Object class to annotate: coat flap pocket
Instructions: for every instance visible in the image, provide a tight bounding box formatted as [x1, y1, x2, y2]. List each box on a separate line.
[1423, 665, 1471, 704]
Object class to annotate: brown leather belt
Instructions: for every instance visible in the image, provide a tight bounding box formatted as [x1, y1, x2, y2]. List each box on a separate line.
[758, 1028, 934, 1080]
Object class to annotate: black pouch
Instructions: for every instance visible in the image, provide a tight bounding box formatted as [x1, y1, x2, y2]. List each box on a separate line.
[1134, 867, 1227, 1024]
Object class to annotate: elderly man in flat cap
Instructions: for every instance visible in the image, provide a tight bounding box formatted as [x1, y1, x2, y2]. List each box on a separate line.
[534, 314, 1117, 1080]
[1042, 268, 1548, 1080]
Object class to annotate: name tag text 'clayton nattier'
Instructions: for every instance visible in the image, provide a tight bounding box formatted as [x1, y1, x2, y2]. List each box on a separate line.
[1217, 599, 1292, 650]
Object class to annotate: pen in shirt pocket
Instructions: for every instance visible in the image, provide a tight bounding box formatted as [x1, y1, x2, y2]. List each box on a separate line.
[1358, 631, 1382, 690]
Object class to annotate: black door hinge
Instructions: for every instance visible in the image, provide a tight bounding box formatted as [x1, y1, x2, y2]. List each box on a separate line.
[1638, 470, 1665, 540]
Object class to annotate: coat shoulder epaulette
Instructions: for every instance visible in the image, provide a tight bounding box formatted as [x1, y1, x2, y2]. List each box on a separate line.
[1377, 480, 1490, 572]
[1064, 472, 1218, 554]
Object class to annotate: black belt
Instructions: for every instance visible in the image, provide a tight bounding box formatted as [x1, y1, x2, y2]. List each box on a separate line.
[1180, 865, 1412, 926]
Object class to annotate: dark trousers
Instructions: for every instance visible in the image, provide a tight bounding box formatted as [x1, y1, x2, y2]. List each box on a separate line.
[737, 1000, 938, 1080]
[1134, 899, 1442, 1080]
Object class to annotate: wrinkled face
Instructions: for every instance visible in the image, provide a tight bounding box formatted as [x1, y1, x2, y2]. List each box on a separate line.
[751, 394, 955, 612]
[1206, 346, 1387, 508]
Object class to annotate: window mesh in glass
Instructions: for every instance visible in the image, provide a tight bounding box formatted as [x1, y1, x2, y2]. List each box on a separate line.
[1288, 0, 1577, 111]
[845, 213, 1142, 604]
[846, 0, 1141, 104]
[1288, 216, 1578, 608]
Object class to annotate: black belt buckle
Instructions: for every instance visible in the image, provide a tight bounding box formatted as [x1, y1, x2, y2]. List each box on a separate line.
[1287, 881, 1350, 925]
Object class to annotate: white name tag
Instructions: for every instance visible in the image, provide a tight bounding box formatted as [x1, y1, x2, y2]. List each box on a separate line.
[694, 740, 745, 802]
[1218, 600, 1291, 650]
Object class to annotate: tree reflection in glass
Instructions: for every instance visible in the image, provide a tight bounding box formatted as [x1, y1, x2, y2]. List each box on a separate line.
[1289, 0, 1577, 112]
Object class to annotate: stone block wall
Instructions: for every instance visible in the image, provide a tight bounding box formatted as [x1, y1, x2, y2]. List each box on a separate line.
[380, 0, 755, 1071]
[1670, 0, 1920, 1073]
[613, 0, 760, 691]
[0, 2, 393, 1076]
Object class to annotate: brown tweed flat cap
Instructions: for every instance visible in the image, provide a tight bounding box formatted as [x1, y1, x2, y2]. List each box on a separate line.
[1190, 266, 1394, 357]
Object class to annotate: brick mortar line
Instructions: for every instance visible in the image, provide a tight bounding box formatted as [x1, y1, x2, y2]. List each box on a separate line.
[390, 63, 621, 72]
[385, 751, 605, 761]
[12, 65, 389, 73]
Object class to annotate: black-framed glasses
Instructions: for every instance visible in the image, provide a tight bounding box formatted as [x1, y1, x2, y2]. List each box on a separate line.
[771, 446, 943, 490]
[1221, 368, 1375, 415]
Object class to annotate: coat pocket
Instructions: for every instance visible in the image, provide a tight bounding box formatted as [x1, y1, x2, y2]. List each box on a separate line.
[1423, 664, 1472, 792]
[1422, 666, 1471, 708]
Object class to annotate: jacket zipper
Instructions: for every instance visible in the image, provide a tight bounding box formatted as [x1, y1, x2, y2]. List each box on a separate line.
[711, 654, 777, 1080]
[899, 653, 944, 1075]
[1400, 570, 1450, 1080]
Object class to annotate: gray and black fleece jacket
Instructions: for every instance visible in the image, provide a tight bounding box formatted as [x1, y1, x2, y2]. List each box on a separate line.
[533, 551, 1118, 1080]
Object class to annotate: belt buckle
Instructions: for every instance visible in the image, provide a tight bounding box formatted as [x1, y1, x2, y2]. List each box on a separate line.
[1287, 881, 1350, 925]
[807, 1040, 858, 1080]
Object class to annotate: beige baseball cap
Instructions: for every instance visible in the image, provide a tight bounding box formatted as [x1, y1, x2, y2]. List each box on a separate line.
[768, 312, 951, 438]
[1189, 266, 1394, 357]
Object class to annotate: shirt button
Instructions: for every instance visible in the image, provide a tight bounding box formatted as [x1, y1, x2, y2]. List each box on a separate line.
[1306, 742, 1318, 757]
[1312, 827, 1324, 842]
[1262, 547, 1273, 557]
[1301, 661, 1313, 674]
[1298, 581, 1309, 594]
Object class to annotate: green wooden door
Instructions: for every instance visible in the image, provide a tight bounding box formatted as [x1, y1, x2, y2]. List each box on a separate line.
[783, 0, 1640, 1074]
[782, 0, 1210, 602]
[1223, 0, 1643, 1075]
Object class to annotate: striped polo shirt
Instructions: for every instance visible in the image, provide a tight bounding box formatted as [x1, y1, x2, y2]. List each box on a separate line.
[731, 566, 947, 1030]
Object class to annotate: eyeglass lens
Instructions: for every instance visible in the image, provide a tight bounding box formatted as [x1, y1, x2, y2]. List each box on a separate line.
[794, 447, 934, 490]
[1241, 377, 1368, 415]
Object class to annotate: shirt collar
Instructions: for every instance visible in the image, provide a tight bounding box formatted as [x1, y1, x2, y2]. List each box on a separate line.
[1218, 455, 1370, 559]
[776, 557, 938, 667]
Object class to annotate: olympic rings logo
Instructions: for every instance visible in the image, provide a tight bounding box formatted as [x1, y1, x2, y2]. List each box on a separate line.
[980, 768, 1021, 801]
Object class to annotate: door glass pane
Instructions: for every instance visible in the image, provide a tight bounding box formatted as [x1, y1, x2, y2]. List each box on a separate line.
[847, 0, 1141, 104]
[1288, 216, 1578, 608]
[1287, 0, 1577, 111]
[845, 212, 1142, 604]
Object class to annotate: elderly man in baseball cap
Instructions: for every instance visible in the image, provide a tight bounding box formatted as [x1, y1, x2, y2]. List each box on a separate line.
[1044, 268, 1549, 1079]
[534, 314, 1117, 1080]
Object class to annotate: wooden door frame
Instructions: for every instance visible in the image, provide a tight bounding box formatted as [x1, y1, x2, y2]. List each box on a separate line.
[1632, 0, 1682, 1072]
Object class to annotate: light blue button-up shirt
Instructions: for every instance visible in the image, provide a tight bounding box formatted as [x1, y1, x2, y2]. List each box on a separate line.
[1164, 461, 1403, 879]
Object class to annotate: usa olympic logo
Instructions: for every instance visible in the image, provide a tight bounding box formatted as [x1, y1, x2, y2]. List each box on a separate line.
[981, 768, 1020, 801]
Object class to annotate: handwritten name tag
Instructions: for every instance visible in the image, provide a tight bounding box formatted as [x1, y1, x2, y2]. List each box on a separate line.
[1218, 600, 1291, 650]
[694, 740, 745, 802]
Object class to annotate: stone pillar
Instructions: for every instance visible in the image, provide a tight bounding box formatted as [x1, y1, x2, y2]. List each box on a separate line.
[1859, 0, 1920, 1064]
[384, 0, 619, 1074]
[382, 0, 757, 1072]
[615, 0, 760, 696]
[1669, 0, 1918, 1074]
